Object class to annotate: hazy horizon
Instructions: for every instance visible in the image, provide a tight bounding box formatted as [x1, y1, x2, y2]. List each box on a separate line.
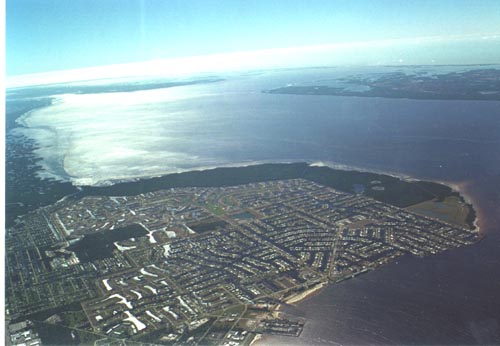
[6, 2, 500, 343]
[7, 35, 500, 88]
[7, 0, 500, 86]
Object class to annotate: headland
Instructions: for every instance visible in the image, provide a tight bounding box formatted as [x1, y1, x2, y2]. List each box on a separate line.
[5, 163, 481, 345]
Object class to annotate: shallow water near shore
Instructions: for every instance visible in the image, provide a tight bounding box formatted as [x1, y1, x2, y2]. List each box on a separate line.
[7, 67, 500, 344]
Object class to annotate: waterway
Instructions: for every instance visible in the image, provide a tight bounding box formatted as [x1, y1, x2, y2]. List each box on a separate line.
[7, 66, 500, 344]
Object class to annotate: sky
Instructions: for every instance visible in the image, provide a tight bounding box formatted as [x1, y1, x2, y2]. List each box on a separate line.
[6, 0, 500, 81]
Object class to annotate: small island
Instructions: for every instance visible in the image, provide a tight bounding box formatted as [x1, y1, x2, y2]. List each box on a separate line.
[6, 163, 480, 345]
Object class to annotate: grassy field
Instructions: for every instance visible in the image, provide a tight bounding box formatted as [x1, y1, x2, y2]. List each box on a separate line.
[406, 196, 471, 228]
[80, 162, 476, 228]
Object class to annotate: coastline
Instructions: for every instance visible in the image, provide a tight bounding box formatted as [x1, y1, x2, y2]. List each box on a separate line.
[10, 156, 482, 238]
[90, 157, 413, 189]
[71, 159, 305, 187]
[8, 68, 498, 346]
[250, 333, 263, 346]
[284, 282, 328, 305]
[9, 160, 486, 345]
[14, 159, 482, 236]
[310, 160, 482, 235]
[432, 179, 482, 235]
[308, 160, 414, 181]
[28, 156, 413, 188]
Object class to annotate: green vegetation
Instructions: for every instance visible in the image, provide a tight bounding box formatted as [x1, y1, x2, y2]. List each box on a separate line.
[189, 220, 229, 233]
[80, 162, 477, 229]
[407, 196, 474, 229]
[206, 202, 226, 216]
[33, 321, 111, 346]
[67, 224, 148, 262]
[414, 181, 454, 200]
[9, 174, 479, 345]
[82, 163, 307, 196]
[265, 69, 500, 101]
[60, 310, 89, 328]
[302, 166, 435, 207]
[83, 162, 465, 210]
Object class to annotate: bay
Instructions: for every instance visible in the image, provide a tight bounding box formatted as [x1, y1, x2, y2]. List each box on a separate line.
[7, 67, 500, 344]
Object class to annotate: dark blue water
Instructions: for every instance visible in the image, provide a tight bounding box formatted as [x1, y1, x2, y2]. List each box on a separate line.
[219, 69, 500, 345]
[8, 67, 500, 344]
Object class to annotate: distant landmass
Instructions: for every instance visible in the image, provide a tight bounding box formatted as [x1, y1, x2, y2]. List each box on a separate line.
[7, 77, 224, 99]
[5, 65, 498, 346]
[265, 68, 500, 100]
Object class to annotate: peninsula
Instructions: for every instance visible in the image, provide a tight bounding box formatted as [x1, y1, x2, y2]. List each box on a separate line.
[6, 163, 480, 345]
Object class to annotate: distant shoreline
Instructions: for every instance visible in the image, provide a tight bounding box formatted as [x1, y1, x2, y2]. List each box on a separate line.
[264, 68, 500, 101]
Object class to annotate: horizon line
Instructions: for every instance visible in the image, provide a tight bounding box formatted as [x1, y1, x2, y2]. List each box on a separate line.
[7, 33, 500, 88]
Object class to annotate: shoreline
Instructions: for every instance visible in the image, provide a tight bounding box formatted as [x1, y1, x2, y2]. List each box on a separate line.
[31, 157, 415, 188]
[74, 159, 434, 194]
[284, 282, 328, 305]
[69, 159, 305, 187]
[308, 160, 414, 181]
[431, 179, 482, 235]
[249, 333, 263, 346]
[19, 159, 484, 235]
[309, 160, 482, 235]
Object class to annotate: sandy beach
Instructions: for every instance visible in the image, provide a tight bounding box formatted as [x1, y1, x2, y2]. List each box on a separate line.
[250, 333, 263, 346]
[433, 179, 483, 234]
[312, 160, 483, 235]
[285, 282, 328, 305]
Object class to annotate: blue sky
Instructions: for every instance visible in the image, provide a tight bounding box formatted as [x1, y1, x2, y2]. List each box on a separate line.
[6, 0, 500, 76]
